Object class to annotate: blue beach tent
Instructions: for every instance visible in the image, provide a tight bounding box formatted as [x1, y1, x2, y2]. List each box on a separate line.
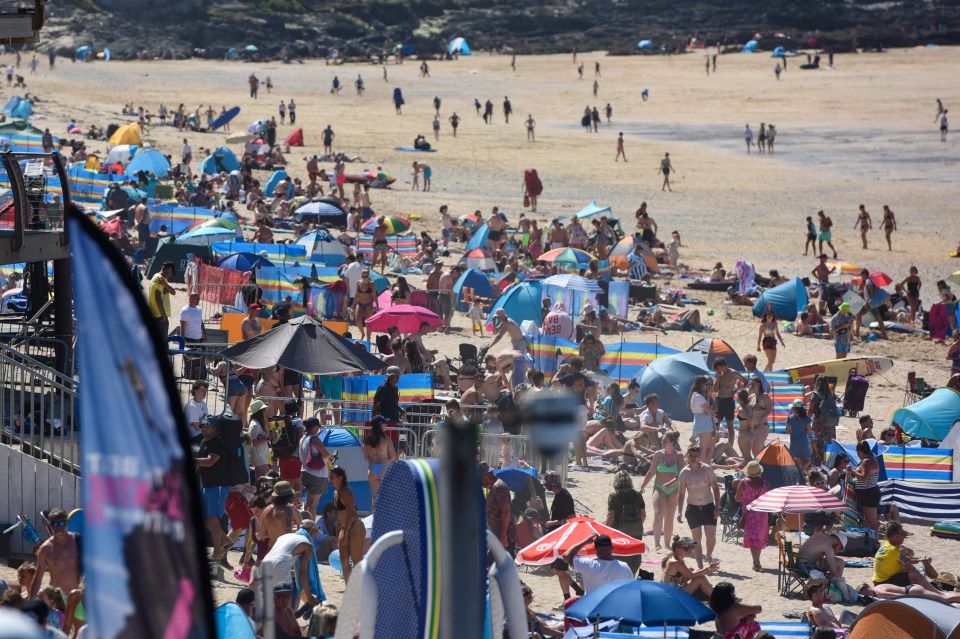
[742, 40, 758, 53]
[465, 222, 490, 252]
[448, 37, 472, 55]
[752, 277, 808, 320]
[453, 268, 494, 312]
[10, 99, 32, 119]
[574, 201, 612, 220]
[198, 147, 239, 175]
[891, 388, 960, 442]
[125, 149, 171, 177]
[317, 427, 372, 512]
[264, 169, 294, 198]
[487, 281, 542, 328]
[636, 352, 710, 422]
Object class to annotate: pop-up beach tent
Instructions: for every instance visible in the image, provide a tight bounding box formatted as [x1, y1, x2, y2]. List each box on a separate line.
[198, 147, 240, 175]
[448, 37, 471, 55]
[453, 268, 494, 312]
[752, 277, 808, 320]
[487, 281, 542, 328]
[891, 387, 960, 442]
[296, 229, 347, 266]
[635, 351, 710, 422]
[848, 597, 960, 639]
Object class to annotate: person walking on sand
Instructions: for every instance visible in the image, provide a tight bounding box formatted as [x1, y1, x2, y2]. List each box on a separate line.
[525, 114, 536, 141]
[615, 132, 627, 162]
[411, 162, 420, 191]
[743, 124, 753, 153]
[593, 80, 599, 97]
[503, 96, 512, 123]
[940, 109, 949, 141]
[804, 215, 817, 256]
[775, 62, 782, 80]
[935, 98, 945, 124]
[817, 209, 837, 258]
[677, 445, 721, 569]
[766, 123, 777, 153]
[881, 205, 897, 250]
[757, 123, 767, 154]
[449, 112, 460, 137]
[854, 204, 872, 249]
[659, 153, 674, 191]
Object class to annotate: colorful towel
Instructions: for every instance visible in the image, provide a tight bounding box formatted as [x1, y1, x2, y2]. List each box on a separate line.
[356, 233, 418, 256]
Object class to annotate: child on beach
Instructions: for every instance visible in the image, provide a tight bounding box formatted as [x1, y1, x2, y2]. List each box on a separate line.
[469, 298, 485, 336]
[804, 216, 817, 256]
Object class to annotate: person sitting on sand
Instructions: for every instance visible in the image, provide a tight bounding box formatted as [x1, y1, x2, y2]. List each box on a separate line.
[710, 262, 726, 282]
[662, 535, 718, 597]
[805, 582, 843, 631]
[710, 582, 762, 639]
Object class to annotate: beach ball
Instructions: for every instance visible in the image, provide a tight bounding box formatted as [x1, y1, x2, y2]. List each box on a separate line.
[707, 308, 714, 316]
[328, 549, 342, 573]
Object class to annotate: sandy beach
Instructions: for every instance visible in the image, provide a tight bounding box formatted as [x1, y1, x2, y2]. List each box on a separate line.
[3, 46, 960, 631]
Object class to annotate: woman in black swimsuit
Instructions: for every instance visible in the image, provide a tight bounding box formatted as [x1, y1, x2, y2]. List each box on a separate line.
[331, 466, 365, 583]
[661, 534, 718, 596]
[353, 269, 378, 341]
[392, 276, 412, 306]
[900, 266, 922, 322]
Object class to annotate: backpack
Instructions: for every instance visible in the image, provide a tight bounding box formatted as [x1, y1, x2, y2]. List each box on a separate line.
[269, 415, 299, 458]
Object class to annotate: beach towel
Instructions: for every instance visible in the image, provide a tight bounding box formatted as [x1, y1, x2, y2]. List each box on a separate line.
[735, 259, 755, 295]
[929, 303, 949, 340]
[294, 528, 325, 603]
[394, 147, 436, 153]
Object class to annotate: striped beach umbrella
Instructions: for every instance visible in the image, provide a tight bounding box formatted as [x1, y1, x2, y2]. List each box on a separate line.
[539, 247, 596, 268]
[746, 485, 846, 514]
[361, 215, 411, 235]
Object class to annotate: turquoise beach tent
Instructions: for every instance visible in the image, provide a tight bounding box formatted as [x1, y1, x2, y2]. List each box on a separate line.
[198, 146, 239, 175]
[487, 281, 542, 327]
[752, 277, 808, 320]
[126, 149, 171, 177]
[742, 40, 758, 53]
[891, 388, 960, 442]
[574, 201, 612, 220]
[637, 40, 653, 50]
[465, 222, 490, 252]
[264, 169, 293, 197]
[10, 99, 32, 119]
[453, 268, 494, 312]
[1, 96, 21, 116]
[448, 37, 472, 55]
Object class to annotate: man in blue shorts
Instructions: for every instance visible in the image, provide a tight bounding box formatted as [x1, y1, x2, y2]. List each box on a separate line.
[195, 416, 233, 568]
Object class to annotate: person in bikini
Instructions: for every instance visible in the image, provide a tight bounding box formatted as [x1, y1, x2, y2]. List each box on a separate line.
[331, 466, 366, 582]
[640, 431, 682, 551]
[352, 268, 378, 342]
[256, 364, 284, 417]
[881, 205, 897, 251]
[363, 416, 398, 509]
[677, 445, 721, 569]
[372, 218, 390, 273]
[854, 204, 872, 249]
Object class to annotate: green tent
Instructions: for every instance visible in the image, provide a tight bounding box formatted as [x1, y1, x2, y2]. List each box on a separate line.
[0, 120, 45, 136]
[145, 241, 211, 283]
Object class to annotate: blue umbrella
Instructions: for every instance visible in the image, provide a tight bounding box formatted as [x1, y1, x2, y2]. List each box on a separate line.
[636, 351, 710, 421]
[178, 226, 240, 246]
[217, 252, 274, 273]
[294, 200, 346, 217]
[566, 579, 715, 628]
[493, 467, 537, 492]
[126, 149, 171, 177]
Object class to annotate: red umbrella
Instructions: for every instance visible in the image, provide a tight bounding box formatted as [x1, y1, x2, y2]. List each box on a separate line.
[515, 516, 646, 566]
[366, 304, 442, 334]
[850, 270, 893, 287]
[745, 485, 846, 514]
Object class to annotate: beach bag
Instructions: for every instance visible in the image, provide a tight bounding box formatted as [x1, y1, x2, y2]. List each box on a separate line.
[269, 415, 299, 458]
[523, 194, 530, 208]
[841, 530, 879, 557]
[299, 434, 326, 471]
[183, 353, 207, 380]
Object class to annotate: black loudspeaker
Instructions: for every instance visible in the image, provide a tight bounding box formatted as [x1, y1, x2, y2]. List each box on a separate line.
[216, 413, 250, 486]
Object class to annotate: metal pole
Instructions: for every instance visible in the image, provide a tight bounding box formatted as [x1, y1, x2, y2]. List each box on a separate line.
[52, 257, 72, 375]
[440, 416, 483, 639]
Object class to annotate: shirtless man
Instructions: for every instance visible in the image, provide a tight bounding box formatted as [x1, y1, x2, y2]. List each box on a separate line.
[712, 358, 746, 446]
[805, 582, 843, 631]
[810, 253, 837, 313]
[854, 204, 872, 249]
[676, 446, 721, 568]
[352, 268, 378, 342]
[409, 321, 453, 390]
[242, 303, 263, 340]
[817, 210, 837, 258]
[437, 266, 457, 333]
[525, 114, 536, 141]
[797, 530, 846, 578]
[29, 509, 80, 599]
[548, 218, 568, 249]
[260, 481, 303, 552]
[486, 209, 507, 254]
[489, 308, 529, 387]
[372, 218, 390, 273]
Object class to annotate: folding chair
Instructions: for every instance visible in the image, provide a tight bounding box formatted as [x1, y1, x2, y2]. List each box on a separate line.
[777, 535, 821, 598]
[719, 475, 742, 544]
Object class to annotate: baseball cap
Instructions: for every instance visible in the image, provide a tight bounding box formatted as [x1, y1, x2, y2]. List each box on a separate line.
[386, 366, 401, 376]
[584, 304, 596, 314]
[478, 461, 492, 475]
[249, 303, 263, 311]
[791, 399, 805, 409]
[236, 587, 255, 605]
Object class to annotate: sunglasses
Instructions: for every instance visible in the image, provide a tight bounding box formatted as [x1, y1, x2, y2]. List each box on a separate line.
[50, 520, 68, 528]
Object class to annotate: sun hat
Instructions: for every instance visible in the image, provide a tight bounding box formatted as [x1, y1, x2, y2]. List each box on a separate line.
[839, 302, 851, 313]
[272, 481, 295, 498]
[933, 572, 958, 588]
[249, 398, 268, 416]
[744, 460, 763, 478]
[832, 530, 849, 550]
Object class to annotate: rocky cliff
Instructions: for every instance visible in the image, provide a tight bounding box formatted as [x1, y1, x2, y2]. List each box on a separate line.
[39, 0, 960, 60]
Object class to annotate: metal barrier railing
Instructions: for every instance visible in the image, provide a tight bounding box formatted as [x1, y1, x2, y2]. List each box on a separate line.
[0, 335, 74, 377]
[195, 282, 245, 323]
[0, 342, 79, 473]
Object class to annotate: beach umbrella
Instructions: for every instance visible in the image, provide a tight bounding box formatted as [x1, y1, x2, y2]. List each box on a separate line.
[247, 118, 269, 134]
[635, 351, 710, 421]
[516, 516, 645, 566]
[539, 247, 596, 268]
[574, 200, 612, 219]
[827, 260, 862, 275]
[225, 132, 254, 144]
[125, 148, 170, 177]
[216, 252, 274, 273]
[746, 485, 847, 514]
[361, 215, 410, 235]
[565, 580, 715, 630]
[366, 304, 442, 334]
[104, 144, 138, 167]
[461, 248, 497, 271]
[177, 226, 239, 246]
[221, 315, 385, 375]
[687, 337, 744, 371]
[245, 45, 259, 52]
[850, 270, 894, 287]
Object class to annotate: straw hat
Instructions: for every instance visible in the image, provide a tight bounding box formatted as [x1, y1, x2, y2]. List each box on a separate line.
[744, 460, 763, 478]
[248, 398, 268, 416]
[933, 572, 958, 589]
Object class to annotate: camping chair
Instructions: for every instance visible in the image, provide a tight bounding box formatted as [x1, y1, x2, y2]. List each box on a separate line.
[777, 535, 821, 598]
[719, 474, 742, 544]
[904, 371, 935, 405]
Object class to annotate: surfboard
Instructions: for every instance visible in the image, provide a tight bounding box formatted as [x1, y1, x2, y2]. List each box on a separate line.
[211, 106, 240, 131]
[785, 356, 894, 386]
[870, 321, 928, 335]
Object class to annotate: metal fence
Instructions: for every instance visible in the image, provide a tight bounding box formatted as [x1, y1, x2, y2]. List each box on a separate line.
[0, 342, 79, 473]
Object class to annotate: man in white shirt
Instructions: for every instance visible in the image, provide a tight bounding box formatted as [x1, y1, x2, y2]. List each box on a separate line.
[179, 293, 205, 343]
[637, 393, 674, 442]
[562, 533, 634, 592]
[184, 381, 209, 443]
[340, 254, 364, 304]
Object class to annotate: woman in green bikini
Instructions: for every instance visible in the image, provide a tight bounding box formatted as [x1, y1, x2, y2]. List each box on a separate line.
[640, 431, 682, 551]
